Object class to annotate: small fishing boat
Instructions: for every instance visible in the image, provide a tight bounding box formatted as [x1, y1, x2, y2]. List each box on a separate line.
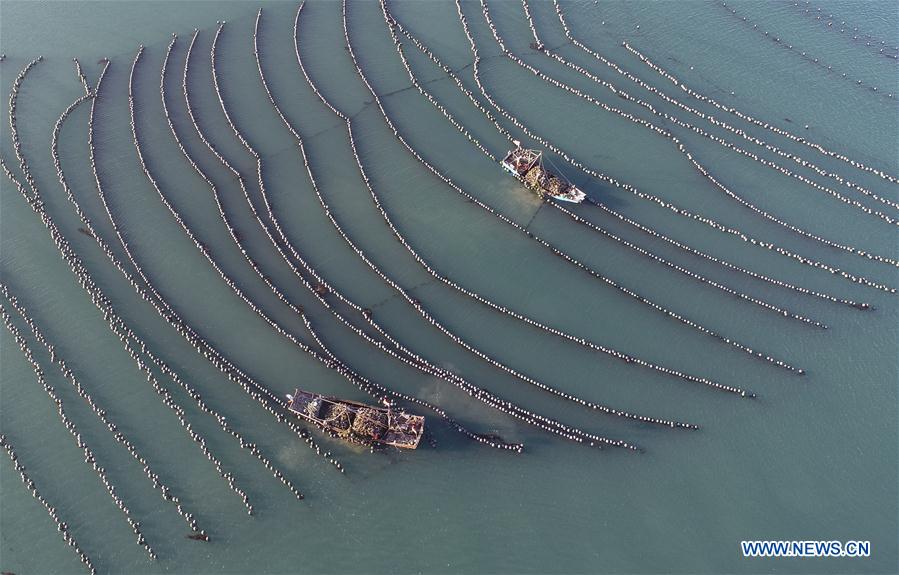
[501, 141, 586, 203]
[286, 389, 425, 449]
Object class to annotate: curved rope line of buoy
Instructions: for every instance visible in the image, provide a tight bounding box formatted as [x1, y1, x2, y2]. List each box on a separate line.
[616, 38, 899, 186]
[529, 0, 899, 215]
[166, 30, 522, 451]
[554, 0, 899, 186]
[0, 293, 157, 559]
[718, 1, 897, 99]
[304, 0, 753, 401]
[8, 52, 344, 480]
[0, 434, 97, 574]
[482, 0, 899, 256]
[386, 16, 871, 312]
[58, 62, 261, 512]
[253, 13, 688, 434]
[455, 0, 898, 290]
[265, 6, 698, 437]
[1, 279, 208, 536]
[788, 0, 899, 61]
[12, 59, 253, 532]
[378, 0, 814, 372]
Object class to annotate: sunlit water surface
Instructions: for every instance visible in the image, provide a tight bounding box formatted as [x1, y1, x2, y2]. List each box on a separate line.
[1, 1, 896, 573]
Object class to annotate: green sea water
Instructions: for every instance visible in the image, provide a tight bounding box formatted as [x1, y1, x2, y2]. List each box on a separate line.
[1, 1, 897, 573]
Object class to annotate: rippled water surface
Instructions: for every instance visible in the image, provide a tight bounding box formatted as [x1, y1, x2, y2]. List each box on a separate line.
[1, 1, 897, 573]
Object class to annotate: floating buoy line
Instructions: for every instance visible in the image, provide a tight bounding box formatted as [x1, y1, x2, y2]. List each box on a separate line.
[0, 293, 157, 560]
[143, 33, 496, 455]
[375, 0, 816, 378]
[615, 41, 899, 194]
[0, 434, 97, 574]
[15, 59, 294, 521]
[73, 56, 91, 96]
[222, 18, 588, 440]
[173, 29, 532, 449]
[35, 64, 257, 516]
[302, 0, 755, 401]
[255, 15, 495, 385]
[385, 0, 834, 337]
[1, 281, 206, 537]
[454, 0, 898, 291]
[719, 1, 897, 99]
[212, 30, 644, 451]
[788, 0, 899, 61]
[526, 0, 899, 215]
[7, 56, 44, 202]
[479, 0, 899, 266]
[88, 60, 304, 508]
[252, 14, 694, 436]
[2, 3, 896, 569]
[610, 34, 899, 186]
[5, 54, 344, 519]
[8, 128, 335, 498]
[385, 16, 871, 312]
[253, 7, 696, 436]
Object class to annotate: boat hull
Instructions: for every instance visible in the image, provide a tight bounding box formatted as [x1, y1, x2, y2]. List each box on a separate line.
[287, 389, 424, 449]
[501, 149, 586, 204]
[551, 187, 587, 203]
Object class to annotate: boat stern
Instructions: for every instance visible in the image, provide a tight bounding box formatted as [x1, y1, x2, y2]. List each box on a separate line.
[384, 412, 426, 449]
[557, 186, 587, 203]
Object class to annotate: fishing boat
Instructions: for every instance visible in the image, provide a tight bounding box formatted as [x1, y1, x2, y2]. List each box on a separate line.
[286, 389, 425, 449]
[501, 141, 586, 203]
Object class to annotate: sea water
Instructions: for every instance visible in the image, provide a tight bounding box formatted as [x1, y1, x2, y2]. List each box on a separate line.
[1, 1, 896, 573]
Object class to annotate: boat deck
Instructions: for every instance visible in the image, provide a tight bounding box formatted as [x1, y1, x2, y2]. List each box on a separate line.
[287, 389, 424, 449]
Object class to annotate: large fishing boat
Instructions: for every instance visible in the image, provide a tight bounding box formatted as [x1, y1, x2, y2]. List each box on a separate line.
[501, 142, 586, 203]
[286, 389, 425, 449]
